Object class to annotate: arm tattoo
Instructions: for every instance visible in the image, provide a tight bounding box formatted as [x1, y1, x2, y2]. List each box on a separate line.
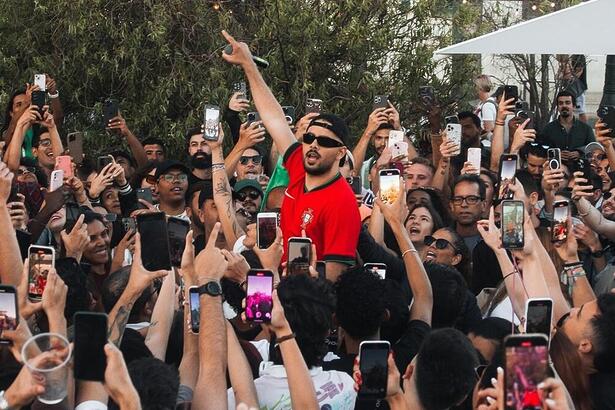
[144, 320, 158, 342]
[108, 302, 134, 346]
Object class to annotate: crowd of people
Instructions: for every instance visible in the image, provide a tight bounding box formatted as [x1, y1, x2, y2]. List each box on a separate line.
[0, 30, 613, 410]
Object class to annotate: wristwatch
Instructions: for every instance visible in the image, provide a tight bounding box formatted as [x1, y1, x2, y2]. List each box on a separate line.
[591, 249, 605, 258]
[0, 390, 11, 410]
[197, 281, 222, 297]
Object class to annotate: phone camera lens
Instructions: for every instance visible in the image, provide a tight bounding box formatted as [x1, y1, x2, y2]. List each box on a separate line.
[549, 159, 559, 170]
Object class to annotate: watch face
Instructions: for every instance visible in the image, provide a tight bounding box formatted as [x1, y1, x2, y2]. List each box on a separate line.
[205, 281, 222, 296]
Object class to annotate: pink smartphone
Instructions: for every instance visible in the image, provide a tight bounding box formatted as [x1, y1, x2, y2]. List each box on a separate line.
[55, 155, 73, 178]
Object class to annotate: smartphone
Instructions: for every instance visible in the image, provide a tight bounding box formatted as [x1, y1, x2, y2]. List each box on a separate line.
[418, 86, 435, 108]
[66, 132, 84, 164]
[246, 111, 261, 127]
[257, 212, 278, 250]
[504, 334, 549, 410]
[245, 269, 274, 323]
[189, 286, 200, 333]
[467, 147, 482, 172]
[0, 285, 18, 344]
[137, 212, 172, 271]
[547, 148, 561, 170]
[55, 155, 73, 178]
[97, 155, 114, 172]
[373, 95, 389, 110]
[446, 123, 462, 155]
[315, 261, 326, 280]
[347, 176, 362, 195]
[28, 245, 55, 301]
[288, 237, 312, 276]
[282, 106, 296, 124]
[498, 154, 517, 200]
[65, 202, 81, 230]
[364, 263, 386, 280]
[8, 183, 19, 203]
[168, 217, 190, 268]
[34, 74, 47, 91]
[388, 130, 405, 147]
[597, 105, 615, 137]
[504, 85, 519, 104]
[501, 200, 525, 249]
[31, 90, 46, 114]
[358, 341, 390, 399]
[136, 187, 154, 209]
[102, 99, 119, 128]
[49, 169, 64, 192]
[444, 115, 459, 125]
[517, 109, 534, 129]
[74, 312, 108, 381]
[233, 81, 247, 100]
[203, 104, 220, 141]
[575, 158, 592, 182]
[379, 169, 401, 204]
[525, 298, 553, 337]
[390, 141, 408, 160]
[551, 200, 569, 243]
[306, 98, 322, 114]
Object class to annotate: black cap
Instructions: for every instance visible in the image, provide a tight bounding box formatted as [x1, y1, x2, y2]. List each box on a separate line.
[306, 113, 350, 145]
[154, 160, 191, 180]
[197, 180, 214, 208]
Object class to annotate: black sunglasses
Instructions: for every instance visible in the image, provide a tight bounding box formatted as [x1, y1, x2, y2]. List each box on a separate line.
[239, 155, 263, 166]
[302, 132, 345, 148]
[236, 191, 261, 201]
[424, 235, 458, 253]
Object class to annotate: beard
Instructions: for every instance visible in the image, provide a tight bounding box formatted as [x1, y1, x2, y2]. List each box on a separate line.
[560, 108, 571, 118]
[191, 152, 212, 169]
[303, 156, 337, 176]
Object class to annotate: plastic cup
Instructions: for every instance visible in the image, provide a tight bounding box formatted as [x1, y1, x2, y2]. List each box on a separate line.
[21, 332, 72, 404]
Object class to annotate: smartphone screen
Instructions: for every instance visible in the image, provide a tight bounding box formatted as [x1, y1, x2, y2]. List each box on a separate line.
[74, 312, 108, 381]
[168, 217, 190, 268]
[525, 299, 553, 337]
[501, 200, 524, 249]
[203, 105, 220, 141]
[504, 335, 549, 410]
[189, 287, 200, 333]
[257, 213, 278, 249]
[288, 238, 312, 275]
[0, 285, 18, 342]
[379, 169, 400, 204]
[499, 155, 517, 200]
[137, 212, 171, 271]
[551, 201, 569, 243]
[28, 246, 55, 300]
[359, 341, 390, 399]
[245, 270, 273, 323]
[364, 263, 386, 280]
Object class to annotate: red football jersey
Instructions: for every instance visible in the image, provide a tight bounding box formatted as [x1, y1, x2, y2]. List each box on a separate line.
[281, 143, 360, 264]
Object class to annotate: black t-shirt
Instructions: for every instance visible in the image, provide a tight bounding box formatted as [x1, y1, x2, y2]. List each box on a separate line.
[393, 319, 431, 374]
[571, 54, 588, 91]
[590, 371, 615, 409]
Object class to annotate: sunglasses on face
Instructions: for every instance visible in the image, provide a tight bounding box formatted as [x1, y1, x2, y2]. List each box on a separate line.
[586, 152, 607, 161]
[239, 155, 263, 166]
[160, 173, 188, 183]
[424, 235, 458, 253]
[302, 132, 345, 148]
[17, 167, 37, 175]
[236, 190, 261, 201]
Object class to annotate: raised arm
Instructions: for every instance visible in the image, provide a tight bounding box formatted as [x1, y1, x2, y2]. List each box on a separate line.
[192, 223, 229, 410]
[224, 121, 266, 178]
[4, 106, 38, 170]
[144, 266, 176, 360]
[490, 94, 516, 171]
[595, 121, 615, 174]
[572, 173, 615, 240]
[221, 31, 296, 156]
[39, 106, 63, 158]
[107, 113, 148, 168]
[0, 163, 24, 285]
[353, 107, 389, 172]
[226, 322, 259, 408]
[378, 180, 432, 324]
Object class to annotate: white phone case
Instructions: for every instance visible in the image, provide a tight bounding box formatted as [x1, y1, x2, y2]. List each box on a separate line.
[34, 74, 46, 92]
[391, 141, 408, 159]
[467, 148, 481, 172]
[446, 124, 462, 154]
[388, 130, 405, 147]
[49, 170, 64, 192]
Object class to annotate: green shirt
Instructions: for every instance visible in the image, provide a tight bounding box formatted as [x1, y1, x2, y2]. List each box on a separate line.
[542, 117, 595, 150]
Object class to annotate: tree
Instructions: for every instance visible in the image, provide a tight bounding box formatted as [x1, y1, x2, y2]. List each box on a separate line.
[0, 0, 476, 159]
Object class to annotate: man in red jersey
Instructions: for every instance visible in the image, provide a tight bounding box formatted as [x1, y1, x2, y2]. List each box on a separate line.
[222, 31, 360, 281]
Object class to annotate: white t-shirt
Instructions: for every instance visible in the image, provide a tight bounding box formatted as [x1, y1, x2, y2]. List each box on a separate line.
[227, 362, 356, 409]
[477, 98, 497, 129]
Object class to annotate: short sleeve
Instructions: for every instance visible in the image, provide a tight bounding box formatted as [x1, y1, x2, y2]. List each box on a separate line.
[321, 193, 360, 263]
[481, 102, 497, 122]
[282, 142, 304, 181]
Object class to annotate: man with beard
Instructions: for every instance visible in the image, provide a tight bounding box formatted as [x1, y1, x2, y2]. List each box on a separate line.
[235, 146, 265, 181]
[186, 127, 212, 185]
[543, 91, 594, 161]
[232, 179, 263, 222]
[153, 160, 190, 221]
[222, 31, 360, 281]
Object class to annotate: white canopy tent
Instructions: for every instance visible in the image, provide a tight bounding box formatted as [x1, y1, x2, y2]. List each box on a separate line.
[435, 0, 615, 56]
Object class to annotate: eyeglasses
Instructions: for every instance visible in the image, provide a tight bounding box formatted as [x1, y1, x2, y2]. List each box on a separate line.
[38, 139, 52, 148]
[160, 173, 188, 183]
[239, 155, 263, 166]
[424, 235, 458, 253]
[17, 167, 37, 175]
[302, 132, 345, 148]
[586, 152, 607, 161]
[145, 175, 157, 185]
[236, 190, 261, 201]
[451, 195, 483, 205]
